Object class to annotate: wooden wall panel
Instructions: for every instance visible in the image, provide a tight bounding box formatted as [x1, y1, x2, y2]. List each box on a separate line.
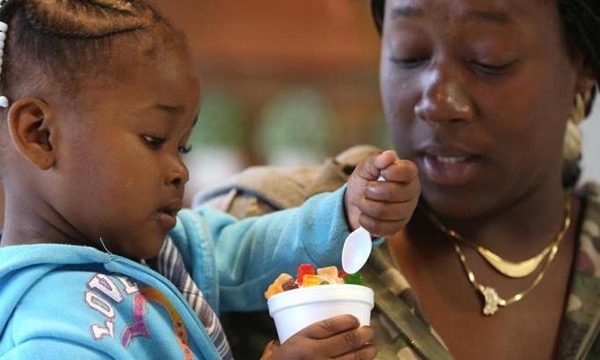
[149, 1, 385, 164]
[150, 0, 380, 78]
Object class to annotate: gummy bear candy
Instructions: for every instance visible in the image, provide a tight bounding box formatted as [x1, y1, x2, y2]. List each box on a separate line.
[264, 282, 283, 299]
[264, 273, 293, 299]
[296, 263, 316, 285]
[317, 266, 343, 284]
[282, 278, 299, 291]
[343, 272, 364, 285]
[302, 274, 324, 287]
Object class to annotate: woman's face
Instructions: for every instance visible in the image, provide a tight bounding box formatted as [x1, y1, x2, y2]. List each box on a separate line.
[380, 0, 594, 217]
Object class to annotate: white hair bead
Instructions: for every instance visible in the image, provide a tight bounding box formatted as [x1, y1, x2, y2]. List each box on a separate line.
[0, 96, 9, 108]
[0, 18, 7, 109]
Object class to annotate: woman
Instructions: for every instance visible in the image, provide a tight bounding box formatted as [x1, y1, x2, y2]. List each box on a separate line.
[199, 0, 600, 358]
[367, 0, 600, 358]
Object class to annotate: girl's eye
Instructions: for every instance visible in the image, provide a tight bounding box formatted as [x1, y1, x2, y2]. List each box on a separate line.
[142, 135, 166, 149]
[178, 145, 193, 154]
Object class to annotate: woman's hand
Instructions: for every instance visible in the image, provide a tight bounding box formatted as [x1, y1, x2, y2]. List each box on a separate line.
[260, 314, 376, 360]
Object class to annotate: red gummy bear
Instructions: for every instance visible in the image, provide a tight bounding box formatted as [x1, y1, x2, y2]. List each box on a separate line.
[296, 263, 316, 285]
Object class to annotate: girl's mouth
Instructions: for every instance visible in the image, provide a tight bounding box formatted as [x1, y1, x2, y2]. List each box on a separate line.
[155, 203, 181, 230]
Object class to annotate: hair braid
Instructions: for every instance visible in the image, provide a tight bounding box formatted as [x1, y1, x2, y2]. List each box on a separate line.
[22, 0, 154, 38]
[371, 0, 383, 35]
[0, 0, 181, 103]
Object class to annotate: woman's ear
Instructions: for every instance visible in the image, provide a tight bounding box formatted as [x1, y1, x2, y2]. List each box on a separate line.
[574, 61, 597, 95]
[6, 98, 57, 170]
[576, 75, 596, 97]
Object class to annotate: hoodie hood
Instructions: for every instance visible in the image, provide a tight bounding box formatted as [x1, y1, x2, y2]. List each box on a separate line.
[0, 243, 220, 359]
[0, 244, 112, 337]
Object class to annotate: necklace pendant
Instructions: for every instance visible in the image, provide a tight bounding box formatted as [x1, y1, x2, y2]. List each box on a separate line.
[477, 247, 549, 278]
[479, 286, 502, 316]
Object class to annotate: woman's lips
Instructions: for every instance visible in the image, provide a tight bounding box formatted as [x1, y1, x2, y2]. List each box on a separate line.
[420, 154, 481, 186]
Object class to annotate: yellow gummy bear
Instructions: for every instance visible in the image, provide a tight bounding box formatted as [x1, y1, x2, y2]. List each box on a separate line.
[264, 283, 284, 299]
[264, 273, 294, 299]
[302, 274, 323, 287]
[274, 273, 293, 285]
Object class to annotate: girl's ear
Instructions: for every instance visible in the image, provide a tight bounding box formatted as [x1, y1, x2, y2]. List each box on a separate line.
[6, 98, 57, 170]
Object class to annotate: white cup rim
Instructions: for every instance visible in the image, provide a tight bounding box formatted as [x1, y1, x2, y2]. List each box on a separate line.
[267, 284, 374, 316]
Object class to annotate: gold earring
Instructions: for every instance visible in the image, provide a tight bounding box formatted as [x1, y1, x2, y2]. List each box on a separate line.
[563, 120, 582, 163]
[568, 91, 589, 125]
[563, 90, 591, 161]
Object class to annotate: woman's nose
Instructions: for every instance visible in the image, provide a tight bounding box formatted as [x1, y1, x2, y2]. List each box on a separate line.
[414, 66, 474, 124]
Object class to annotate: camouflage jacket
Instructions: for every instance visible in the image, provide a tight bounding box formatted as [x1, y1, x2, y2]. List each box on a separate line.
[195, 145, 600, 360]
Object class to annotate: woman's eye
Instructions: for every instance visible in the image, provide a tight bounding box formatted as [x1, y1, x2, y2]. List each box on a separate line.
[142, 135, 166, 149]
[471, 60, 517, 75]
[390, 56, 428, 69]
[178, 145, 193, 154]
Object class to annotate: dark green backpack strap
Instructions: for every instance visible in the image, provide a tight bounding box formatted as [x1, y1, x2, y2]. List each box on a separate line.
[362, 264, 455, 360]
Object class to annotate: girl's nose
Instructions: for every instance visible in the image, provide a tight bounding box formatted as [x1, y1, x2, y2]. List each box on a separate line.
[166, 156, 189, 189]
[414, 66, 474, 124]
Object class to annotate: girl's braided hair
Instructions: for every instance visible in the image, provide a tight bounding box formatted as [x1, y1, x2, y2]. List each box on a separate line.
[0, 0, 182, 100]
[370, 0, 600, 187]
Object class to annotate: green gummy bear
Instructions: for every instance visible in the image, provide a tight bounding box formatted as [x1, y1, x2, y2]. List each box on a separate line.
[343, 272, 364, 285]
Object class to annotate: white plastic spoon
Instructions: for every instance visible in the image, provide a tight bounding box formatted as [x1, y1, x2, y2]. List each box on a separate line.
[341, 175, 385, 274]
[341, 226, 372, 274]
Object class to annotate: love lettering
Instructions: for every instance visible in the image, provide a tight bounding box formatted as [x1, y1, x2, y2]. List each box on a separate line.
[84, 274, 140, 341]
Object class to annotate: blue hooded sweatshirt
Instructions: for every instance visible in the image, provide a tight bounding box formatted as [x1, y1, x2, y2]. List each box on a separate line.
[0, 187, 350, 359]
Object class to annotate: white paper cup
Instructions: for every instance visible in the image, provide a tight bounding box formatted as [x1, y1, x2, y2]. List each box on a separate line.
[267, 284, 374, 343]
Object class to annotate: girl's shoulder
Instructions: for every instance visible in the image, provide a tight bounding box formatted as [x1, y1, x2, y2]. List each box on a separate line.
[0, 256, 137, 357]
[0, 245, 197, 358]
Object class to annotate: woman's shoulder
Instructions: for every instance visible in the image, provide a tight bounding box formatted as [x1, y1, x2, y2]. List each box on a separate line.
[578, 181, 600, 201]
[577, 181, 600, 223]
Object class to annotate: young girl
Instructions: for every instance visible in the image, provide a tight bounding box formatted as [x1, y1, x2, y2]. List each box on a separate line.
[0, 1, 421, 359]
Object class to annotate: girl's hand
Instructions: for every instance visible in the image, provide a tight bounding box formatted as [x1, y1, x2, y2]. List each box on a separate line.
[345, 150, 420, 236]
[260, 314, 376, 360]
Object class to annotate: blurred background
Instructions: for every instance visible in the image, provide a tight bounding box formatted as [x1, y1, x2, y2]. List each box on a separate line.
[149, 0, 600, 205]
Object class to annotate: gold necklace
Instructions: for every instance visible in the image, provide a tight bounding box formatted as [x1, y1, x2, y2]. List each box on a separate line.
[425, 195, 570, 279]
[427, 195, 571, 316]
